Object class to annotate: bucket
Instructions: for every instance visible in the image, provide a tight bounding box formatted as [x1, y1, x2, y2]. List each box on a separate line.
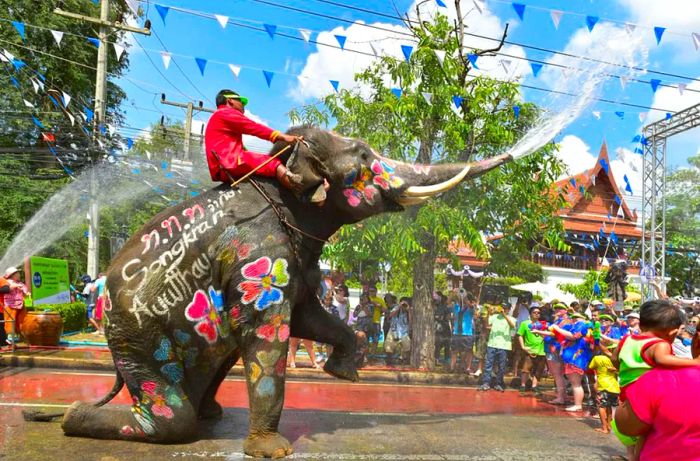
[22, 311, 64, 347]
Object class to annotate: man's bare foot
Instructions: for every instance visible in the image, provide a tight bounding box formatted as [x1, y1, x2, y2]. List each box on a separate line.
[594, 428, 610, 434]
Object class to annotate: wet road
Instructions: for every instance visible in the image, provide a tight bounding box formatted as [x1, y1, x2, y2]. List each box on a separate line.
[1, 367, 623, 460]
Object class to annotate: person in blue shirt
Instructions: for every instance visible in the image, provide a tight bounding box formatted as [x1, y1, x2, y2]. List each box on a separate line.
[450, 291, 476, 373]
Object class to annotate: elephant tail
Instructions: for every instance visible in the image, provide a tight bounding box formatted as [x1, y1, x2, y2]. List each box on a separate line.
[93, 370, 125, 407]
[22, 371, 125, 422]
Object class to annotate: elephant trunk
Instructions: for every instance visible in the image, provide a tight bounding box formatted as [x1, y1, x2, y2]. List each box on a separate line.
[393, 153, 513, 206]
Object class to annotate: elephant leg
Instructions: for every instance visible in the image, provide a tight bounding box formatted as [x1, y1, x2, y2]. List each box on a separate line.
[198, 350, 240, 420]
[290, 299, 358, 382]
[62, 361, 197, 443]
[239, 305, 294, 458]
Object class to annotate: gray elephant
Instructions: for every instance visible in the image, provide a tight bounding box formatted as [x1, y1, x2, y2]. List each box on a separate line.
[53, 126, 515, 457]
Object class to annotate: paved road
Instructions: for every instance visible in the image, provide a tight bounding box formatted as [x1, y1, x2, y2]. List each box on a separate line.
[0, 368, 623, 460]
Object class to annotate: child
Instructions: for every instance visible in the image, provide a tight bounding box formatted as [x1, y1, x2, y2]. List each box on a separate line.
[611, 299, 700, 458]
[3, 267, 28, 342]
[588, 346, 620, 434]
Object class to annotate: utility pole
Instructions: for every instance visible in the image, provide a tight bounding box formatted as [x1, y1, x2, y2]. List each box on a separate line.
[160, 94, 215, 161]
[55, 0, 150, 278]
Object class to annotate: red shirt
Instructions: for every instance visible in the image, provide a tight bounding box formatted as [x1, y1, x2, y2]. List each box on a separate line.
[204, 106, 280, 181]
[626, 366, 700, 460]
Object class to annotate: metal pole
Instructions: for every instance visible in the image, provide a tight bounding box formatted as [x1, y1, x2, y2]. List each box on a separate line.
[86, 0, 110, 279]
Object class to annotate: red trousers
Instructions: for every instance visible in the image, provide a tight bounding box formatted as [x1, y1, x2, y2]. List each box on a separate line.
[209, 149, 281, 182]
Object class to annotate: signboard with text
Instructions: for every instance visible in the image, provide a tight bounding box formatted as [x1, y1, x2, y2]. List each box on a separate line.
[27, 256, 70, 305]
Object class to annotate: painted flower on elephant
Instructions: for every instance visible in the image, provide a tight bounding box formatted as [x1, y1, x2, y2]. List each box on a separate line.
[140, 381, 183, 420]
[255, 314, 290, 343]
[185, 290, 224, 344]
[153, 330, 198, 384]
[343, 166, 377, 207]
[130, 397, 156, 436]
[250, 350, 286, 397]
[371, 159, 404, 190]
[237, 257, 290, 311]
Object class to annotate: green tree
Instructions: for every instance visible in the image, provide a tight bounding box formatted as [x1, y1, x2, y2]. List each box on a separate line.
[292, 4, 565, 369]
[664, 153, 700, 296]
[559, 269, 607, 301]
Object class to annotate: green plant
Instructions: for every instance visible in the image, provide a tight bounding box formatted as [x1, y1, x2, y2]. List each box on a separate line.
[30, 301, 87, 332]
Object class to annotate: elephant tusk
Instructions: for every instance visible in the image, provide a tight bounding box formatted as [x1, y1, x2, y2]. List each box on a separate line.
[402, 165, 471, 197]
[396, 195, 430, 206]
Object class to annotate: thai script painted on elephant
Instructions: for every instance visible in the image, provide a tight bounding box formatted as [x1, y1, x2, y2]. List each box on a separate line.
[128, 253, 212, 327]
[139, 190, 237, 254]
[237, 257, 290, 311]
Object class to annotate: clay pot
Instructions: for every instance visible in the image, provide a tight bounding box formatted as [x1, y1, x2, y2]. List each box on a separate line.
[22, 311, 64, 347]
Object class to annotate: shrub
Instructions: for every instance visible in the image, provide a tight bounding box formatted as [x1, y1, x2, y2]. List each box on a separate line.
[29, 302, 87, 332]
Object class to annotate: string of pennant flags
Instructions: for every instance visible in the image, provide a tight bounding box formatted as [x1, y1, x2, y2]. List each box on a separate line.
[459, 0, 700, 49]
[2, 6, 697, 105]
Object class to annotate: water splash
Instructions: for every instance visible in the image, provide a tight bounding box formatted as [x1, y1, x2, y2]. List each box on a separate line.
[506, 26, 648, 160]
[0, 147, 211, 270]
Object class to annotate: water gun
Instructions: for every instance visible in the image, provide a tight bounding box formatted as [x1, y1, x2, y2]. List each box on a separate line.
[529, 320, 548, 331]
[592, 321, 601, 345]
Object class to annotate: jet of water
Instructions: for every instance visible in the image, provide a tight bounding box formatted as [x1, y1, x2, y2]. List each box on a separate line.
[506, 26, 648, 160]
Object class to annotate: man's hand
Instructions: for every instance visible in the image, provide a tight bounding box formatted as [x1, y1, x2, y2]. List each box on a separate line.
[278, 134, 303, 144]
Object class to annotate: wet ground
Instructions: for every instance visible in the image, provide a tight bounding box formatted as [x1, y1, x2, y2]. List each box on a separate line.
[0, 367, 623, 460]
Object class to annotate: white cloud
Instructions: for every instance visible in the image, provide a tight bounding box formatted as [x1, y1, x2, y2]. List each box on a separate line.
[200, 110, 273, 154]
[292, 1, 527, 101]
[555, 135, 597, 178]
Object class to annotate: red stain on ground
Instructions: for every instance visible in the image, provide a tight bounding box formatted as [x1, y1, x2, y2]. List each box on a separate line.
[0, 369, 562, 417]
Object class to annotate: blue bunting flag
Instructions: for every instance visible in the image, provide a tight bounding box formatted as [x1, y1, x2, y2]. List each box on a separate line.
[87, 37, 100, 48]
[586, 16, 599, 32]
[335, 34, 347, 50]
[654, 27, 666, 45]
[264, 24, 277, 39]
[195, 57, 207, 75]
[615, 111, 625, 119]
[650, 79, 662, 93]
[531, 63, 543, 77]
[391, 88, 403, 98]
[155, 4, 169, 24]
[401, 45, 414, 62]
[11, 21, 25, 40]
[512, 3, 525, 20]
[263, 70, 274, 87]
[329, 80, 340, 92]
[513, 105, 520, 119]
[467, 53, 479, 69]
[452, 95, 463, 108]
[32, 116, 44, 129]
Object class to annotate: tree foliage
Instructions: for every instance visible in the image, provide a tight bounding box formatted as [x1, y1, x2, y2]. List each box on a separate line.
[291, 6, 566, 368]
[664, 153, 700, 296]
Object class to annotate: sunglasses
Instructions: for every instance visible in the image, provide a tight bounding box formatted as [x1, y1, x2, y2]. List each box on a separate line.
[223, 94, 249, 106]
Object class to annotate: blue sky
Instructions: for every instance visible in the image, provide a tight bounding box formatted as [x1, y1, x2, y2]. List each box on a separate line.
[116, 0, 700, 200]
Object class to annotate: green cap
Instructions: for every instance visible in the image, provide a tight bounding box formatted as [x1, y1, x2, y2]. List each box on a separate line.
[223, 92, 248, 106]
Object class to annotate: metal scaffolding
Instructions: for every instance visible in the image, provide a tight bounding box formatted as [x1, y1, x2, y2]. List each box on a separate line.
[641, 102, 700, 298]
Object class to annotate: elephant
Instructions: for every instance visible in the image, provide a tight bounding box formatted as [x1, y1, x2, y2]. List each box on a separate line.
[53, 126, 516, 458]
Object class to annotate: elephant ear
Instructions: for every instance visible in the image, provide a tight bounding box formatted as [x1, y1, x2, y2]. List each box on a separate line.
[286, 142, 324, 198]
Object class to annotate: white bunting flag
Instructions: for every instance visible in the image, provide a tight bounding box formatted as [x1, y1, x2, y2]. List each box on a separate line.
[146, 151, 152, 160]
[3, 49, 15, 61]
[369, 42, 380, 56]
[66, 112, 75, 126]
[601, 257, 610, 267]
[31, 79, 40, 93]
[422, 92, 433, 105]
[592, 111, 601, 120]
[215, 15, 229, 29]
[161, 52, 171, 70]
[473, 0, 484, 14]
[229, 64, 241, 78]
[620, 76, 628, 90]
[678, 83, 687, 95]
[693, 33, 700, 51]
[300, 29, 312, 43]
[62, 91, 71, 107]
[550, 10, 563, 29]
[617, 205, 625, 218]
[23, 99, 34, 108]
[500, 59, 512, 74]
[625, 24, 636, 35]
[591, 175, 596, 186]
[639, 112, 647, 122]
[51, 30, 64, 47]
[113, 43, 125, 60]
[125, 0, 139, 16]
[434, 49, 446, 68]
[108, 125, 116, 136]
[0, 51, 7, 63]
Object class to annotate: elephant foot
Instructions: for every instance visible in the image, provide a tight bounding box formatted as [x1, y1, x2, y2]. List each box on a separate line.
[243, 432, 294, 459]
[198, 399, 223, 420]
[323, 351, 359, 382]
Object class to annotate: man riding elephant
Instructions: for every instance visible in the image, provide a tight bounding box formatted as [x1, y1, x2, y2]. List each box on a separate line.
[48, 126, 518, 458]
